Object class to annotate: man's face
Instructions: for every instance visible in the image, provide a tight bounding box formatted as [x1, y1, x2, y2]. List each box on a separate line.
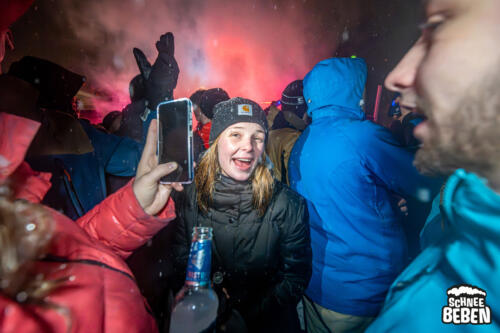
[385, 0, 500, 176]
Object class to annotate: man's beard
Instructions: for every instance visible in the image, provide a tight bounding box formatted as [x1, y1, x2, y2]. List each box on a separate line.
[414, 76, 500, 177]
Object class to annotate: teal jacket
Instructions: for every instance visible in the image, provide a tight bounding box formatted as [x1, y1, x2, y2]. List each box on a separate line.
[367, 169, 500, 332]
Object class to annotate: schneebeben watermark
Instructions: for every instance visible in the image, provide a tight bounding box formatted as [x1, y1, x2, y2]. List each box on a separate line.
[442, 284, 491, 325]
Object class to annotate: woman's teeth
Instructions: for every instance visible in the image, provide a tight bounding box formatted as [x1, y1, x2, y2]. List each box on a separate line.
[233, 158, 252, 169]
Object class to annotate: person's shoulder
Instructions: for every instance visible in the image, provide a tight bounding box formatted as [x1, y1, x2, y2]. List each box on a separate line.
[346, 119, 400, 148]
[269, 182, 307, 229]
[273, 181, 306, 207]
[344, 118, 380, 135]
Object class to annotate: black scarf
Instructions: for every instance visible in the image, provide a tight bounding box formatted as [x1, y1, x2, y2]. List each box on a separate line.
[211, 174, 254, 217]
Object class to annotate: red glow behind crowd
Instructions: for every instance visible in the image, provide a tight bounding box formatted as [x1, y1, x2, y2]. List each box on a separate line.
[58, 0, 344, 121]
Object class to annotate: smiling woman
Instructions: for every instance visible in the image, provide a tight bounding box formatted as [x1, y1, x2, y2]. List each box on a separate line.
[172, 97, 312, 332]
[218, 123, 266, 181]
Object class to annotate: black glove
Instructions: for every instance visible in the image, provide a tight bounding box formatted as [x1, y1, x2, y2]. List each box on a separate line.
[146, 32, 179, 109]
[156, 31, 175, 56]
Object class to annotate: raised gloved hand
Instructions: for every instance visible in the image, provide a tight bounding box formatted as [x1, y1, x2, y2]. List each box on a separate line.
[155, 32, 175, 57]
[146, 32, 179, 110]
[132, 32, 180, 111]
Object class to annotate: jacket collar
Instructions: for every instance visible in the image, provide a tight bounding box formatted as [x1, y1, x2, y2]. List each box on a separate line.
[442, 169, 500, 234]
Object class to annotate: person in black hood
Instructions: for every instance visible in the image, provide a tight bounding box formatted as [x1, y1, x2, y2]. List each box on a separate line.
[172, 97, 312, 333]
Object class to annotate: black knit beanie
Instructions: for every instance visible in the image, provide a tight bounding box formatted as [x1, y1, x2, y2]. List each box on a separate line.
[209, 97, 268, 145]
[199, 88, 230, 119]
[280, 79, 307, 118]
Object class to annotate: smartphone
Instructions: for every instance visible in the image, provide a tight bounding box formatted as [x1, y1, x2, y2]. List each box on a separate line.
[157, 98, 194, 184]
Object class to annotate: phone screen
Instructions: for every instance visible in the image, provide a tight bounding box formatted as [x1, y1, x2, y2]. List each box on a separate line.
[157, 98, 194, 183]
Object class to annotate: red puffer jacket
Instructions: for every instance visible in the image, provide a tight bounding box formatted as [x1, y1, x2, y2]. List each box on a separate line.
[0, 112, 175, 333]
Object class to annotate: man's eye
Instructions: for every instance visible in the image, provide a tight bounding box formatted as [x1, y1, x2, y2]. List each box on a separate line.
[254, 137, 264, 143]
[418, 18, 444, 46]
[419, 12, 447, 37]
[419, 20, 442, 33]
[230, 133, 241, 138]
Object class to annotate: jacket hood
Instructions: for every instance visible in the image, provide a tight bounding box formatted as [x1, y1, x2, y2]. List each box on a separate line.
[303, 57, 367, 118]
[0, 113, 51, 202]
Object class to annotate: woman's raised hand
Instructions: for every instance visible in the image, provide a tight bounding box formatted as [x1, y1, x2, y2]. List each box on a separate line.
[133, 120, 183, 215]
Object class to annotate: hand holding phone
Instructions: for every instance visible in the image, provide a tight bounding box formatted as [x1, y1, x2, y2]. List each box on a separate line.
[133, 119, 184, 215]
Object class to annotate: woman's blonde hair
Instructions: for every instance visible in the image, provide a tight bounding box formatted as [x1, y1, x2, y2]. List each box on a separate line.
[0, 184, 71, 330]
[195, 136, 274, 216]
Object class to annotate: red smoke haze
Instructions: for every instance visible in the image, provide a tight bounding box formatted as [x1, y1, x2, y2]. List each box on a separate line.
[61, 0, 346, 117]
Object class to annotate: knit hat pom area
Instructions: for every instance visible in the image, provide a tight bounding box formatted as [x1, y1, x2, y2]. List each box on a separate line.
[209, 97, 268, 145]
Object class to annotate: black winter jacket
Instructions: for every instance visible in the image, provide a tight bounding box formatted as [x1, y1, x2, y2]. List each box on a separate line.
[172, 175, 312, 331]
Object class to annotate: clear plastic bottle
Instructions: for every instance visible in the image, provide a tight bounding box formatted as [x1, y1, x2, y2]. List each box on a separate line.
[169, 227, 219, 333]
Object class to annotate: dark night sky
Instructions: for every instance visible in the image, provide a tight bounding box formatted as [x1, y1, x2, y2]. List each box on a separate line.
[4, 0, 423, 121]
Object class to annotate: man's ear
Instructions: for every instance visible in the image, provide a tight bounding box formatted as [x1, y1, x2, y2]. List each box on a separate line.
[133, 48, 152, 80]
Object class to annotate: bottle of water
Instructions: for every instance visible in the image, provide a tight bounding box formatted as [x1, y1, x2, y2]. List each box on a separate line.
[169, 227, 219, 333]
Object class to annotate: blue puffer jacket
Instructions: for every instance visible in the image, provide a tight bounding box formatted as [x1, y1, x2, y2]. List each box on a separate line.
[367, 169, 500, 332]
[289, 57, 438, 316]
[27, 119, 142, 220]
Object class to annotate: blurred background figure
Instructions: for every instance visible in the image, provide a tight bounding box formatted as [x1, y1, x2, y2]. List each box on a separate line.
[385, 91, 434, 259]
[196, 87, 230, 149]
[7, 56, 142, 219]
[267, 79, 309, 185]
[101, 110, 123, 134]
[387, 92, 424, 148]
[189, 88, 207, 160]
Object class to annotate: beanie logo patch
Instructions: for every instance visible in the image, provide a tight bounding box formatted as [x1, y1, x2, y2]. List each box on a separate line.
[238, 104, 253, 116]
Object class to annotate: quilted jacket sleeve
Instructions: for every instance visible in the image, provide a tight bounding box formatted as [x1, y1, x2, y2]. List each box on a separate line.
[245, 188, 312, 320]
[76, 180, 176, 259]
[273, 191, 312, 305]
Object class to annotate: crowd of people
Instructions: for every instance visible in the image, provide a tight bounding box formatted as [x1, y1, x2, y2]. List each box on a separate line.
[1, 0, 500, 332]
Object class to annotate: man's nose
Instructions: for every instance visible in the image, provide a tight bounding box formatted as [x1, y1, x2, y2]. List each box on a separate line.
[385, 59, 416, 93]
[385, 38, 424, 92]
